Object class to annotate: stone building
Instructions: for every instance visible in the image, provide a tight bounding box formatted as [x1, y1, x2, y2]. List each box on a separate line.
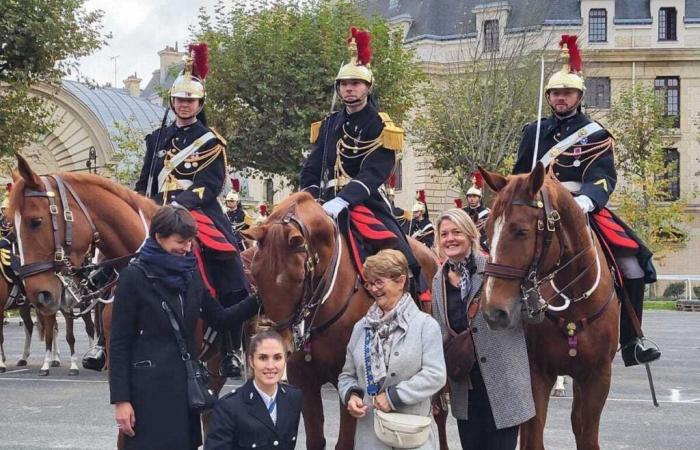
[366, 0, 700, 275]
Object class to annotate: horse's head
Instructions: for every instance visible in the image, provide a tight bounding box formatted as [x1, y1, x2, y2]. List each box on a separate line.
[242, 192, 335, 348]
[479, 163, 585, 329]
[9, 155, 99, 315]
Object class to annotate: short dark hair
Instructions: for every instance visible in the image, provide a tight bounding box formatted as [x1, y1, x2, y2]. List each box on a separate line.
[149, 205, 197, 239]
[247, 329, 286, 358]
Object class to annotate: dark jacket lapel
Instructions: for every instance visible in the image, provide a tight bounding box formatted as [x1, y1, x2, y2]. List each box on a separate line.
[242, 380, 277, 434]
[274, 384, 293, 433]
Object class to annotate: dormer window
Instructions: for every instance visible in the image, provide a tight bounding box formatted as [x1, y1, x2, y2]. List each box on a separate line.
[589, 9, 607, 42]
[659, 7, 677, 41]
[484, 20, 499, 52]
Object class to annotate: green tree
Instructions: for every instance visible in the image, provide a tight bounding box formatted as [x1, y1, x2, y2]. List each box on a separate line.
[0, 0, 107, 156]
[194, 0, 423, 182]
[105, 120, 151, 188]
[606, 84, 692, 253]
[411, 8, 552, 196]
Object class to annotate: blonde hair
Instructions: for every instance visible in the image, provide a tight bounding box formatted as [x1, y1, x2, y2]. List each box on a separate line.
[436, 208, 480, 258]
[363, 249, 409, 286]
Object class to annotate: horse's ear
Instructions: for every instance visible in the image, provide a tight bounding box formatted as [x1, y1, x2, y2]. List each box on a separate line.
[241, 225, 267, 242]
[11, 169, 20, 183]
[479, 166, 507, 193]
[16, 153, 42, 190]
[528, 162, 545, 197]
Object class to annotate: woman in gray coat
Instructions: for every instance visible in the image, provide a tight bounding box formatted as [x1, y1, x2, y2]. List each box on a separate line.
[432, 209, 535, 450]
[338, 249, 446, 450]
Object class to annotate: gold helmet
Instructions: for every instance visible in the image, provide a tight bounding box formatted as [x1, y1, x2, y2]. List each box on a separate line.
[466, 187, 482, 197]
[545, 35, 585, 93]
[466, 172, 484, 198]
[225, 191, 239, 202]
[170, 43, 208, 101]
[336, 28, 374, 86]
[412, 201, 425, 213]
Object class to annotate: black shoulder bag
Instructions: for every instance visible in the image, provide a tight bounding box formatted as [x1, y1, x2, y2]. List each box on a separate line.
[161, 295, 216, 412]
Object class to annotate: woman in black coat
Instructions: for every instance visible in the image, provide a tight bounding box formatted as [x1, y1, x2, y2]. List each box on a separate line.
[110, 206, 261, 450]
[205, 330, 302, 450]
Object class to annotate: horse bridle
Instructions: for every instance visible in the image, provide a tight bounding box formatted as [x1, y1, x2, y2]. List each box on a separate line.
[483, 186, 597, 317]
[18, 175, 120, 316]
[264, 210, 358, 352]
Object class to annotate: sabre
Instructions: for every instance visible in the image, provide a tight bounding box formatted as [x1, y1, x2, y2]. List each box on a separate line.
[645, 363, 659, 407]
[532, 54, 546, 171]
[317, 63, 344, 201]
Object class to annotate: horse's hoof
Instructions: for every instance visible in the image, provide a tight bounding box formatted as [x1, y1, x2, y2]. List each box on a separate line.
[16, 359, 27, 367]
[39, 369, 49, 376]
[50, 361, 60, 368]
[68, 369, 79, 376]
[552, 388, 566, 397]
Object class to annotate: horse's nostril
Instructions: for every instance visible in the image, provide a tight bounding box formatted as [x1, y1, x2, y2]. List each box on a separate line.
[37, 291, 53, 307]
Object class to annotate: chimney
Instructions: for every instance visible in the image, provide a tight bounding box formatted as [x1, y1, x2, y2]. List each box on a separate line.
[158, 44, 185, 85]
[123, 73, 142, 97]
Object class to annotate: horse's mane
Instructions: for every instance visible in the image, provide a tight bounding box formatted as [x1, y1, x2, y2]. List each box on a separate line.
[9, 171, 158, 219]
[489, 175, 531, 220]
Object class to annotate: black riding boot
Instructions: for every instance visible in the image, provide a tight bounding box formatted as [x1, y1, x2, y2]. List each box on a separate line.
[219, 289, 248, 379]
[620, 278, 661, 367]
[82, 303, 106, 371]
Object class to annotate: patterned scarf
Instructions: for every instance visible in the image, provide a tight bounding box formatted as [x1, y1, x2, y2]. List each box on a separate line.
[448, 253, 476, 302]
[364, 293, 412, 389]
[138, 237, 197, 293]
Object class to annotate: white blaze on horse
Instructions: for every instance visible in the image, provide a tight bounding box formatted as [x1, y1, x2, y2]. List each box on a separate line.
[480, 164, 619, 450]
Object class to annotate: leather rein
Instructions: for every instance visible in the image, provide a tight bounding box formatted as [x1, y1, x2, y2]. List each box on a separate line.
[265, 211, 359, 352]
[18, 175, 127, 316]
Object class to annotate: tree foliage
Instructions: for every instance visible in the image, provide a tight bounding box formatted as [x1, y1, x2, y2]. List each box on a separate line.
[411, 17, 552, 195]
[193, 0, 423, 182]
[105, 120, 151, 188]
[606, 84, 693, 253]
[0, 0, 107, 156]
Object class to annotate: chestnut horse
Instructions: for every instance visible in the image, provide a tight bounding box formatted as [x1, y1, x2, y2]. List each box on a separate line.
[479, 164, 619, 450]
[243, 192, 445, 450]
[8, 155, 227, 443]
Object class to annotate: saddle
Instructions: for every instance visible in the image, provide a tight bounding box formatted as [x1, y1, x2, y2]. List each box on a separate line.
[345, 205, 397, 275]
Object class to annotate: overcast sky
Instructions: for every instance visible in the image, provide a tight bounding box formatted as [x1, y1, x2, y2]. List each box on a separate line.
[74, 0, 222, 87]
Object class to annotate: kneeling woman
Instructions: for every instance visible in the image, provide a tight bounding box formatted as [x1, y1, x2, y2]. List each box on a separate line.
[431, 209, 534, 450]
[110, 206, 262, 450]
[205, 330, 302, 449]
[338, 249, 446, 450]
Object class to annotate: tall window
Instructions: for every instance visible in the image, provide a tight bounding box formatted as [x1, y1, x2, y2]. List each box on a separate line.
[654, 77, 680, 128]
[393, 159, 403, 191]
[662, 149, 680, 200]
[589, 9, 607, 42]
[585, 77, 611, 108]
[484, 20, 499, 52]
[659, 7, 677, 41]
[264, 179, 274, 204]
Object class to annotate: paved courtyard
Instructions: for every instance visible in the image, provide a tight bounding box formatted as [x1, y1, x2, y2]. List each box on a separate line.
[0, 310, 698, 449]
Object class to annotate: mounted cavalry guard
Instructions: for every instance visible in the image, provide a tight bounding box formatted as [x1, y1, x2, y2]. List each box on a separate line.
[224, 182, 252, 251]
[299, 27, 431, 302]
[513, 35, 660, 367]
[135, 43, 248, 378]
[0, 195, 22, 308]
[408, 193, 434, 249]
[461, 173, 490, 252]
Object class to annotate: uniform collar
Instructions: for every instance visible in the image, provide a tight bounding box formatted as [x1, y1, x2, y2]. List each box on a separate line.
[253, 379, 278, 407]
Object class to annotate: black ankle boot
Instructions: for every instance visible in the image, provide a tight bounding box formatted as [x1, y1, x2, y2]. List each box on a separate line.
[220, 352, 242, 378]
[620, 278, 661, 367]
[82, 345, 106, 371]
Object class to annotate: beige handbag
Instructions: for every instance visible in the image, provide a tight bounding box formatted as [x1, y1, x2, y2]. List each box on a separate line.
[373, 409, 432, 449]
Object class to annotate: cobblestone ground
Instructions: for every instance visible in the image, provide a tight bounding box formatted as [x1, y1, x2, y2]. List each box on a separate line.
[0, 310, 698, 449]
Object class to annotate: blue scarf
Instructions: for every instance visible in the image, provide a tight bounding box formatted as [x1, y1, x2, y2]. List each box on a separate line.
[138, 237, 196, 292]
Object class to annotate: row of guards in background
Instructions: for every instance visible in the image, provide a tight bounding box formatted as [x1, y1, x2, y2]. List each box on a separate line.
[455, 172, 490, 253]
[222, 177, 270, 251]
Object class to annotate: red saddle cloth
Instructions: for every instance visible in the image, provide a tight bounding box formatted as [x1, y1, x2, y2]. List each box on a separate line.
[190, 210, 236, 254]
[347, 205, 397, 276]
[591, 209, 639, 251]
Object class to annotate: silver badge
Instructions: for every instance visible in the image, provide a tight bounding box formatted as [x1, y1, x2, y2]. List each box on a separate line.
[184, 162, 192, 169]
[157, 150, 166, 158]
[573, 159, 581, 167]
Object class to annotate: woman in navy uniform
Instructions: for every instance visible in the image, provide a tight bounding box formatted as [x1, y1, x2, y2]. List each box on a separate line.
[135, 44, 248, 377]
[299, 28, 430, 301]
[205, 330, 302, 450]
[513, 35, 660, 367]
[110, 206, 261, 450]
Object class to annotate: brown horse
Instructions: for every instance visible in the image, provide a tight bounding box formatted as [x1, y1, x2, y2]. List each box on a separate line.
[242, 192, 444, 450]
[8, 155, 227, 442]
[479, 164, 619, 450]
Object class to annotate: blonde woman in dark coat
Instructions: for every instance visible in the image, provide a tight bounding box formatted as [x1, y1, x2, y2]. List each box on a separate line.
[431, 209, 534, 450]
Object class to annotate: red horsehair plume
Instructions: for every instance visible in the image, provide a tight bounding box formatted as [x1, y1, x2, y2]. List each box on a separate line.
[472, 171, 484, 189]
[188, 43, 209, 80]
[417, 190, 426, 203]
[230, 177, 240, 192]
[454, 198, 463, 208]
[259, 204, 268, 215]
[388, 173, 397, 189]
[559, 35, 582, 73]
[349, 27, 372, 66]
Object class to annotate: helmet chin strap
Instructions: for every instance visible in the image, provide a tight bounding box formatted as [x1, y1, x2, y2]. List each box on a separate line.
[170, 98, 205, 121]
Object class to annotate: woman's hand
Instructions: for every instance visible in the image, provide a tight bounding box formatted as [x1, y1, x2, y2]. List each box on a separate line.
[347, 394, 368, 418]
[373, 393, 393, 413]
[115, 402, 136, 437]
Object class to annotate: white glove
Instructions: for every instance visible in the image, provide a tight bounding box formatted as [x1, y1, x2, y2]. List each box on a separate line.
[322, 197, 349, 219]
[574, 195, 595, 214]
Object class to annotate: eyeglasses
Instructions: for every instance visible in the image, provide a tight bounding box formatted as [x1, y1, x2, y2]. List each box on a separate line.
[363, 276, 402, 291]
